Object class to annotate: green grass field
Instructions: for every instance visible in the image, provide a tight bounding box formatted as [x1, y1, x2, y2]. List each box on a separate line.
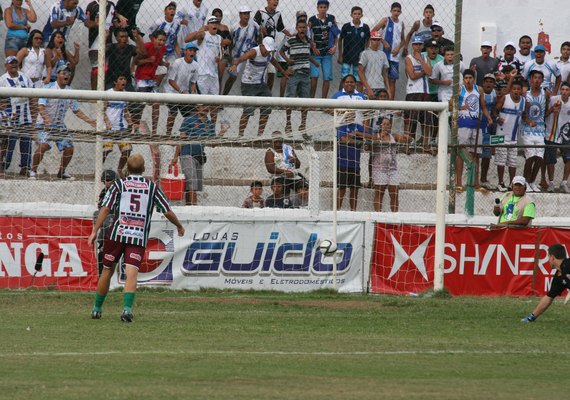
[1, 289, 568, 400]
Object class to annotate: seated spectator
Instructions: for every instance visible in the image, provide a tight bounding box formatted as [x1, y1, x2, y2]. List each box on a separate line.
[291, 179, 309, 208]
[171, 104, 229, 205]
[44, 30, 79, 83]
[265, 176, 292, 208]
[242, 180, 265, 208]
[4, 0, 37, 57]
[42, 0, 94, 44]
[265, 130, 302, 194]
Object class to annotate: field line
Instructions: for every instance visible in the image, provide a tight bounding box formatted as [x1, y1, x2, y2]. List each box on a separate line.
[1, 349, 567, 357]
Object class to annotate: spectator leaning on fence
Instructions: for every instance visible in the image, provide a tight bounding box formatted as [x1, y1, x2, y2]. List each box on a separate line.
[493, 175, 535, 227]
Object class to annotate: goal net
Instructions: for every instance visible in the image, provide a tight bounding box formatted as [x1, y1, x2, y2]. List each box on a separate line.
[0, 87, 448, 293]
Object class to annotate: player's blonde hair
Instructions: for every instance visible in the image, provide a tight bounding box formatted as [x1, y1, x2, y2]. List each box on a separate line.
[127, 154, 145, 174]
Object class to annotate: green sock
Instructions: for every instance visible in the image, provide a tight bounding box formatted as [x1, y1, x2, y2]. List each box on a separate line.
[123, 292, 136, 312]
[93, 293, 106, 312]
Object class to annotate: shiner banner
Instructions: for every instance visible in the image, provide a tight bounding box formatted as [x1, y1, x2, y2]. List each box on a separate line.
[372, 224, 570, 296]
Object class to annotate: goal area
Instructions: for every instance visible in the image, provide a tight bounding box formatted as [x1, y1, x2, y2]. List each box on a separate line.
[0, 87, 449, 293]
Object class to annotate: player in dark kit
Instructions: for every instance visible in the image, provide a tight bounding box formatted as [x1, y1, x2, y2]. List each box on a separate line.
[521, 243, 570, 322]
[87, 154, 184, 322]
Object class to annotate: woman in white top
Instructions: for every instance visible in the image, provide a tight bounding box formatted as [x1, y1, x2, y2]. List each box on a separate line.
[17, 29, 51, 87]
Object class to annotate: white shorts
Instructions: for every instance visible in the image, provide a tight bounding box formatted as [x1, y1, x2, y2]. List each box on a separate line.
[372, 169, 399, 186]
[458, 127, 482, 154]
[521, 135, 544, 159]
[197, 75, 219, 95]
[494, 140, 518, 167]
[267, 62, 276, 74]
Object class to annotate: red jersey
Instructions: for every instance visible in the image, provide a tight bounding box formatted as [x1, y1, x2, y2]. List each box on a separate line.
[134, 42, 166, 80]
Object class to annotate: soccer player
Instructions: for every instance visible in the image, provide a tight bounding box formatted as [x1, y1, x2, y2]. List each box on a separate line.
[29, 64, 97, 180]
[521, 243, 570, 323]
[88, 154, 185, 322]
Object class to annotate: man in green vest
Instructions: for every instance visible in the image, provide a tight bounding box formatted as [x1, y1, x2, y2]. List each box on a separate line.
[492, 175, 535, 226]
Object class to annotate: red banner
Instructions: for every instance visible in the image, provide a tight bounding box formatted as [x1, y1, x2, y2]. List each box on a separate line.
[0, 217, 97, 290]
[371, 224, 570, 296]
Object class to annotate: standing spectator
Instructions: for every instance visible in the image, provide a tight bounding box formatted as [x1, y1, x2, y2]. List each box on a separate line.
[422, 39, 443, 101]
[0, 56, 34, 176]
[85, 0, 116, 90]
[557, 42, 570, 84]
[42, 0, 95, 43]
[426, 20, 453, 56]
[222, 5, 260, 95]
[113, 0, 143, 36]
[229, 37, 288, 137]
[358, 31, 390, 100]
[211, 8, 231, 94]
[102, 75, 132, 177]
[455, 69, 493, 191]
[165, 42, 199, 136]
[333, 75, 366, 211]
[265, 130, 302, 195]
[176, 0, 208, 49]
[521, 70, 549, 192]
[498, 41, 522, 74]
[148, 1, 181, 89]
[133, 29, 168, 181]
[406, 4, 435, 51]
[494, 79, 526, 191]
[254, 0, 287, 91]
[544, 81, 570, 193]
[373, 2, 406, 99]
[170, 105, 227, 205]
[242, 180, 265, 208]
[403, 35, 432, 148]
[337, 6, 370, 93]
[4, 0, 37, 57]
[185, 16, 224, 125]
[469, 41, 499, 87]
[16, 29, 51, 124]
[430, 46, 464, 103]
[44, 30, 79, 83]
[88, 153, 185, 322]
[308, 0, 339, 99]
[517, 35, 534, 66]
[223, 6, 259, 95]
[370, 117, 410, 212]
[29, 64, 97, 180]
[522, 44, 560, 94]
[479, 73, 498, 191]
[280, 18, 319, 133]
[105, 27, 145, 90]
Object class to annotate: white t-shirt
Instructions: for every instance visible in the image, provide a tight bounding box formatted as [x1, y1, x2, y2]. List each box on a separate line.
[197, 32, 221, 77]
[431, 60, 465, 102]
[175, 1, 208, 48]
[165, 57, 199, 94]
[105, 88, 128, 131]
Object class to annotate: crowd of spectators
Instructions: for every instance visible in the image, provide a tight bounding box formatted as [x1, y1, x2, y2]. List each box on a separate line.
[0, 0, 569, 211]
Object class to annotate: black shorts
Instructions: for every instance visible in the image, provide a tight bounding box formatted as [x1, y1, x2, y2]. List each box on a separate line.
[544, 140, 558, 165]
[547, 274, 569, 298]
[404, 93, 434, 126]
[337, 166, 361, 188]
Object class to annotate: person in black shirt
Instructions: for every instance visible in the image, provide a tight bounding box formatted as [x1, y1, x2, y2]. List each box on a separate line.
[105, 27, 145, 90]
[265, 176, 292, 208]
[521, 244, 570, 322]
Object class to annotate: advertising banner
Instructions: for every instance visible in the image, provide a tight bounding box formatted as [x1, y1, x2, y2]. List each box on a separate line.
[371, 224, 570, 296]
[115, 220, 366, 292]
[0, 217, 97, 290]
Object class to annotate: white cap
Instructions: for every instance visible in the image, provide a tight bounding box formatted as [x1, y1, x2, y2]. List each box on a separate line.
[481, 40, 493, 48]
[262, 37, 276, 52]
[238, 5, 251, 13]
[504, 41, 516, 50]
[512, 176, 526, 186]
